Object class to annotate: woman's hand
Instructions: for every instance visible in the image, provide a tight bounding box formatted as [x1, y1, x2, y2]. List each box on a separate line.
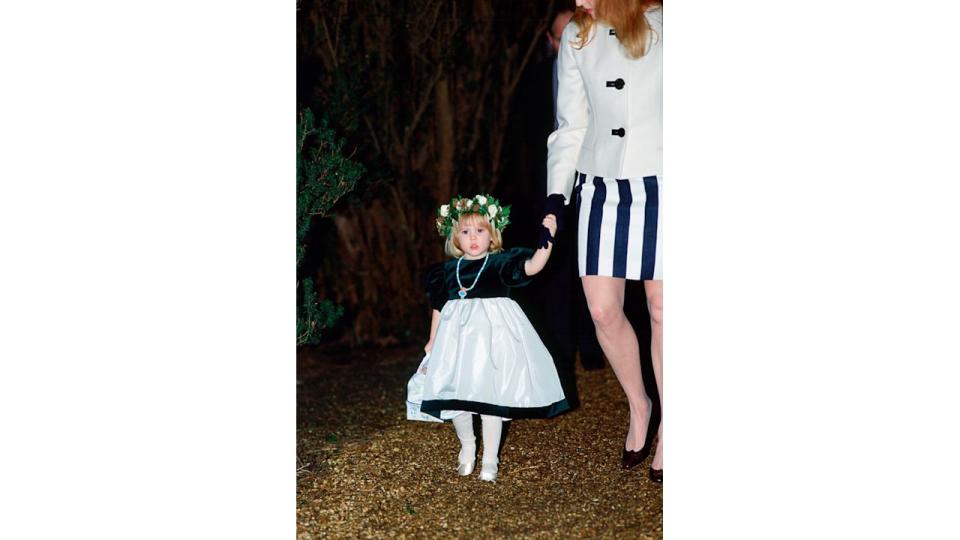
[526, 215, 557, 276]
[424, 341, 434, 354]
[539, 194, 566, 248]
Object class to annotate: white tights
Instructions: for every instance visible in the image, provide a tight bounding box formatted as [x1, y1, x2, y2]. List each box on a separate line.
[451, 412, 503, 465]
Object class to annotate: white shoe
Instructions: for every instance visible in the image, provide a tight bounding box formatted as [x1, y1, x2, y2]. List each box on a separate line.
[457, 443, 476, 476]
[479, 462, 498, 482]
[457, 460, 475, 476]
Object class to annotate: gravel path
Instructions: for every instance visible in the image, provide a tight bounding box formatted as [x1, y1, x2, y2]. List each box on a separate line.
[297, 346, 662, 539]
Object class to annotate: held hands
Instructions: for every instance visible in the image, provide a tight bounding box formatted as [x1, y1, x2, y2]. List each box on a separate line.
[526, 214, 558, 276]
[538, 194, 566, 248]
[541, 215, 558, 243]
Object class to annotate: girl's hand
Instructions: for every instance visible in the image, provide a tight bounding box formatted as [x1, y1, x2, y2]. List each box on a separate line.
[542, 215, 557, 240]
[538, 193, 565, 248]
[525, 216, 557, 276]
[424, 341, 434, 354]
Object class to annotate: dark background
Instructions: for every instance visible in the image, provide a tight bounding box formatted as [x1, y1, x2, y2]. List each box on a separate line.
[298, 0, 575, 347]
[297, 0, 653, 411]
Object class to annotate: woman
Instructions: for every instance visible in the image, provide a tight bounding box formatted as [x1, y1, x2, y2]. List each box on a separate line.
[543, 0, 663, 483]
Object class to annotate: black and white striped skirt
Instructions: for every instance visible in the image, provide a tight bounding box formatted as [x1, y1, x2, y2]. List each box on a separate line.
[574, 172, 662, 281]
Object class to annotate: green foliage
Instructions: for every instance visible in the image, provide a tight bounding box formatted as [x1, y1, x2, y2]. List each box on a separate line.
[297, 108, 365, 266]
[297, 107, 362, 344]
[297, 277, 344, 347]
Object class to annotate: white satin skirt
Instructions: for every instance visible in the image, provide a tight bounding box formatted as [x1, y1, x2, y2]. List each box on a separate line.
[412, 297, 569, 421]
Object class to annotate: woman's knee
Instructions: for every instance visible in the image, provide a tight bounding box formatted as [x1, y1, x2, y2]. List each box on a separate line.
[647, 295, 663, 327]
[588, 301, 625, 329]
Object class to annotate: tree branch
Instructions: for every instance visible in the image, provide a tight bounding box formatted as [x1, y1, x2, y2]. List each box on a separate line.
[362, 114, 383, 156]
[507, 0, 555, 96]
[320, 15, 339, 70]
[403, 63, 444, 151]
[466, 68, 492, 156]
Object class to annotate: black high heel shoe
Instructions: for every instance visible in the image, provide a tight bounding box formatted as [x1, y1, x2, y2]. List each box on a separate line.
[648, 467, 663, 484]
[621, 445, 650, 470]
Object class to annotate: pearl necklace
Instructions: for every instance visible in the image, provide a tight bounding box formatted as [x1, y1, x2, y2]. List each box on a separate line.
[455, 253, 490, 299]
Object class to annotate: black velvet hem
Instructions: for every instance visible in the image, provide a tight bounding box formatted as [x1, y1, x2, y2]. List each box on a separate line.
[420, 398, 571, 420]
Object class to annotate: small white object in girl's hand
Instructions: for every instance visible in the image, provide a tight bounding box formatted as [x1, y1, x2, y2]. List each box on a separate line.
[418, 355, 428, 375]
[406, 353, 443, 423]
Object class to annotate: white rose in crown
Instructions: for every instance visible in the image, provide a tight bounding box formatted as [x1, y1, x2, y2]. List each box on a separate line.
[436, 194, 510, 236]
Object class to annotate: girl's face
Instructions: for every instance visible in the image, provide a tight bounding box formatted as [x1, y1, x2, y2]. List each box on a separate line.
[575, 0, 596, 18]
[457, 218, 492, 259]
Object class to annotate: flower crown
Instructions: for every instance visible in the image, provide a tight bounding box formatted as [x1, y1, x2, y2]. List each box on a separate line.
[435, 194, 511, 237]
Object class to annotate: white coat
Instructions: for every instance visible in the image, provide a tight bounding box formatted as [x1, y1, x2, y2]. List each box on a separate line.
[546, 9, 663, 201]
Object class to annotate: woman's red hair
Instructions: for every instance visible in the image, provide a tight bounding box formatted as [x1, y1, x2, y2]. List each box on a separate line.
[571, 0, 662, 58]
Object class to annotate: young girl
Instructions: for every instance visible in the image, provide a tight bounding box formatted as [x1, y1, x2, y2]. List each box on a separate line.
[406, 194, 569, 482]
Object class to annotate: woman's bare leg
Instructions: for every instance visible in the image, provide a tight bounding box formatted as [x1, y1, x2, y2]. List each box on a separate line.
[645, 279, 663, 470]
[582, 275, 652, 451]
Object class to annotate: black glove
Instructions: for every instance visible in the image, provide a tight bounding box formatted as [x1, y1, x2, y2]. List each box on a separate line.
[538, 193, 566, 249]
